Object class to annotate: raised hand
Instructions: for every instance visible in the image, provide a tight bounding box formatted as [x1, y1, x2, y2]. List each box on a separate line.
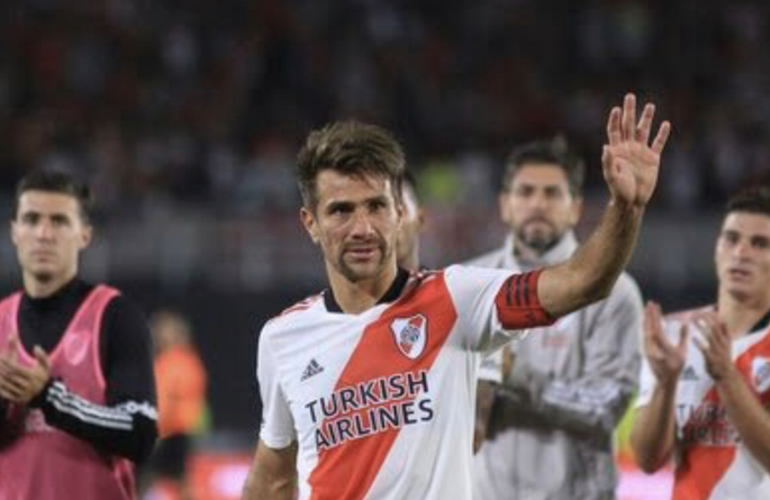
[603, 93, 671, 208]
[692, 312, 737, 383]
[643, 302, 687, 386]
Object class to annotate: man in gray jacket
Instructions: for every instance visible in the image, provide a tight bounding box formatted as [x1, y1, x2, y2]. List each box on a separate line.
[471, 137, 643, 500]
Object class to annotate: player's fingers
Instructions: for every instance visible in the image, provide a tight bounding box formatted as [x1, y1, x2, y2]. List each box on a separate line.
[651, 121, 671, 155]
[33, 346, 50, 372]
[676, 323, 689, 356]
[0, 371, 26, 397]
[636, 103, 655, 143]
[622, 93, 637, 140]
[606, 107, 622, 146]
[644, 302, 666, 337]
[692, 335, 709, 357]
[0, 383, 18, 400]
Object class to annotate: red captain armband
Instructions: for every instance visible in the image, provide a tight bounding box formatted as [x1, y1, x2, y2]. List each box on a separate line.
[494, 269, 556, 329]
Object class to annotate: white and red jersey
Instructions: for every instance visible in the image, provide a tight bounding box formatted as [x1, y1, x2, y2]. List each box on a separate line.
[637, 305, 770, 500]
[257, 265, 554, 500]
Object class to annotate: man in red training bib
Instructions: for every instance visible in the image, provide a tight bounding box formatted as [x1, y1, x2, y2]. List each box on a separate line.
[0, 169, 158, 500]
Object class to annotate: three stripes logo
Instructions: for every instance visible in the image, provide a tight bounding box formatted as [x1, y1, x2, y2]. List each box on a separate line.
[681, 365, 699, 381]
[301, 358, 324, 382]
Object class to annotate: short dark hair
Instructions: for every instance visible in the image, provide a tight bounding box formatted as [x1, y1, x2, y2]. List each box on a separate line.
[726, 185, 770, 218]
[501, 136, 585, 196]
[13, 169, 93, 222]
[296, 121, 406, 210]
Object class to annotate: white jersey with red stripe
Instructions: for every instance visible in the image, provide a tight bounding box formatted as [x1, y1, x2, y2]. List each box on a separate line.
[257, 265, 545, 500]
[636, 305, 770, 500]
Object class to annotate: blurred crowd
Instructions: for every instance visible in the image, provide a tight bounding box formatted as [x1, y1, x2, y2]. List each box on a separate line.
[1, 0, 769, 218]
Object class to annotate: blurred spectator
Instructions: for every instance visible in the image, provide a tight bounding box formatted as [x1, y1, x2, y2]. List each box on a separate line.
[149, 310, 208, 500]
[1, 0, 768, 211]
[1, 0, 770, 289]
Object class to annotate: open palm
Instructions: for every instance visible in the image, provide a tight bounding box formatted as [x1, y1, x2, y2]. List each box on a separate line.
[603, 94, 671, 208]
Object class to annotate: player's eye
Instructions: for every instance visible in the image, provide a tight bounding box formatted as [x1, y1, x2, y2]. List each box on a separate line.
[752, 237, 770, 249]
[328, 204, 352, 216]
[51, 215, 70, 227]
[514, 186, 534, 197]
[20, 213, 40, 225]
[368, 200, 387, 212]
[722, 231, 739, 245]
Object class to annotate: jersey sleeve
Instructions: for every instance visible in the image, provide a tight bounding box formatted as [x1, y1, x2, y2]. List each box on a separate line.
[444, 264, 554, 354]
[256, 325, 296, 449]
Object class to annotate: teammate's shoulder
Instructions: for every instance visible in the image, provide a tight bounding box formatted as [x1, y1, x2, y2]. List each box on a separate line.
[462, 247, 504, 268]
[100, 286, 145, 320]
[610, 271, 643, 297]
[264, 293, 325, 327]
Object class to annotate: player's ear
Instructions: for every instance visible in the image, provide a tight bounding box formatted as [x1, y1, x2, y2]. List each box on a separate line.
[79, 222, 92, 250]
[300, 207, 320, 245]
[498, 191, 511, 224]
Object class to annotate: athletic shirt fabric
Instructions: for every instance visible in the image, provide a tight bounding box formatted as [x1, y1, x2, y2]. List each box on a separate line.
[257, 265, 552, 500]
[636, 306, 770, 500]
[0, 286, 137, 500]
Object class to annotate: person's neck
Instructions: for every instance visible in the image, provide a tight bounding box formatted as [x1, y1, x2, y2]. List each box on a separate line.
[717, 289, 770, 338]
[399, 252, 420, 272]
[327, 264, 399, 315]
[513, 241, 546, 263]
[23, 271, 77, 299]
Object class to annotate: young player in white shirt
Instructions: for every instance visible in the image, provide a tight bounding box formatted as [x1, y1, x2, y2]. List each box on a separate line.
[632, 186, 770, 500]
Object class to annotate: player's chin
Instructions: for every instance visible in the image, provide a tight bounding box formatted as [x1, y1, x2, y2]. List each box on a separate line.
[341, 257, 385, 281]
[30, 268, 56, 283]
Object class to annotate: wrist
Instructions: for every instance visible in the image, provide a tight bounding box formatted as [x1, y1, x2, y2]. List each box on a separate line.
[714, 366, 743, 388]
[28, 378, 54, 408]
[656, 374, 680, 392]
[609, 196, 645, 216]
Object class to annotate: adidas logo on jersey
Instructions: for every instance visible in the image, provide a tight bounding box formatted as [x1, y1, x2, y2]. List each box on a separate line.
[301, 359, 324, 381]
[681, 365, 699, 381]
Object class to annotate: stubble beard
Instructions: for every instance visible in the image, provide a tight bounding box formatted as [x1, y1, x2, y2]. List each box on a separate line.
[337, 241, 390, 283]
[516, 226, 561, 254]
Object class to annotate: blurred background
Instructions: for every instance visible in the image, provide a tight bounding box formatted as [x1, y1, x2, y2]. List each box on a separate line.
[1, 0, 769, 498]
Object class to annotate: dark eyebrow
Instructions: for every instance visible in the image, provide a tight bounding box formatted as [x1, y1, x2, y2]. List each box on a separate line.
[51, 213, 71, 223]
[367, 194, 390, 205]
[19, 209, 40, 219]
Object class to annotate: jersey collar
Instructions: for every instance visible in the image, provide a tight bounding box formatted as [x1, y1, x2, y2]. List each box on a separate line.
[323, 268, 410, 313]
[750, 307, 770, 334]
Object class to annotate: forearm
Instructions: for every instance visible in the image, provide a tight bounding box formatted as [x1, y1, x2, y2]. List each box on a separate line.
[474, 380, 497, 453]
[31, 379, 158, 464]
[540, 200, 642, 317]
[498, 374, 634, 437]
[718, 373, 770, 473]
[242, 468, 296, 500]
[242, 441, 297, 500]
[630, 381, 678, 472]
